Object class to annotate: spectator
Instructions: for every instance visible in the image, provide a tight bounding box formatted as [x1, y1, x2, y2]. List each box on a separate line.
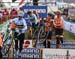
[10, 7, 18, 19]
[27, 11, 38, 29]
[2, 8, 9, 22]
[9, 10, 27, 58]
[43, 13, 53, 48]
[0, 11, 3, 24]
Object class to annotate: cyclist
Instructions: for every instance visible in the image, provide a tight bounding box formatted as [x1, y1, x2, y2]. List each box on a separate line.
[9, 10, 27, 57]
[53, 10, 64, 48]
[2, 8, 9, 22]
[43, 13, 53, 48]
[27, 11, 38, 29]
[10, 7, 18, 19]
[27, 11, 38, 38]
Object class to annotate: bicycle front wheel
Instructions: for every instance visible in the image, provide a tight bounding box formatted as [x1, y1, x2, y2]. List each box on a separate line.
[37, 26, 47, 43]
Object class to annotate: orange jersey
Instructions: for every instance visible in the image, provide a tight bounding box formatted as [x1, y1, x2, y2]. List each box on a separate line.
[45, 18, 53, 32]
[54, 16, 63, 29]
[45, 18, 53, 26]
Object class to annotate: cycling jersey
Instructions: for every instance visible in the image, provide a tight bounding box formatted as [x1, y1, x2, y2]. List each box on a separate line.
[28, 14, 38, 25]
[9, 18, 27, 33]
[45, 18, 53, 32]
[54, 16, 63, 29]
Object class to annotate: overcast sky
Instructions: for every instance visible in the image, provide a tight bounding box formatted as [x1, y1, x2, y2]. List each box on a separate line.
[2, 0, 31, 8]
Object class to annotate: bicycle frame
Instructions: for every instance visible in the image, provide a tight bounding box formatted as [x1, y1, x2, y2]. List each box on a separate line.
[2, 30, 14, 59]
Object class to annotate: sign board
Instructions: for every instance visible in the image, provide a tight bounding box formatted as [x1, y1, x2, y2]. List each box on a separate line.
[64, 20, 75, 34]
[3, 48, 40, 58]
[21, 48, 40, 58]
[23, 40, 33, 48]
[42, 49, 75, 59]
[50, 40, 75, 48]
[21, 6, 47, 18]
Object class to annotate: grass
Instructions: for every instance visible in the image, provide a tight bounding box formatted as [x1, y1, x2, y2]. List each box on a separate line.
[64, 30, 75, 40]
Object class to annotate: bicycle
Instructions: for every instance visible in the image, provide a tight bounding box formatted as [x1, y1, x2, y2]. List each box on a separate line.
[37, 24, 49, 43]
[36, 19, 53, 47]
[2, 29, 14, 59]
[31, 19, 47, 47]
[28, 23, 39, 39]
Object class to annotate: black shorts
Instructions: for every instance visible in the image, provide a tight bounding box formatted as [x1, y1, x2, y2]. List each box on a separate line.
[47, 31, 52, 39]
[55, 28, 63, 35]
[14, 32, 25, 40]
[32, 23, 37, 30]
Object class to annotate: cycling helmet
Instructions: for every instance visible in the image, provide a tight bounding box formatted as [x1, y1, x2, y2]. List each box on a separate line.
[48, 13, 53, 16]
[18, 10, 24, 16]
[27, 11, 32, 14]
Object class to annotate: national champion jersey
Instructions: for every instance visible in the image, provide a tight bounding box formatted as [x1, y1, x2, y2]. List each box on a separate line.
[9, 18, 27, 33]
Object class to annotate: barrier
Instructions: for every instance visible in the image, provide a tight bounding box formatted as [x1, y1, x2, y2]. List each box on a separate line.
[3, 48, 75, 59]
[63, 20, 75, 34]
[21, 48, 40, 58]
[42, 49, 75, 59]
[50, 40, 75, 48]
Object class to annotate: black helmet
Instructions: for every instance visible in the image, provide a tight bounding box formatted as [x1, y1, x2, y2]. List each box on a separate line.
[48, 13, 53, 17]
[27, 11, 32, 14]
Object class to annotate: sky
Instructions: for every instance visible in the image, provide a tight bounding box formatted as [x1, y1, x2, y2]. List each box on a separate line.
[1, 0, 28, 8]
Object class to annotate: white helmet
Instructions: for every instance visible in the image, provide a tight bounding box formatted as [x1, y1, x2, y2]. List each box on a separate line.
[18, 11, 24, 17]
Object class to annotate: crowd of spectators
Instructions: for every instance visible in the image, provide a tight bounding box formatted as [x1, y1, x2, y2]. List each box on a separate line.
[0, 7, 18, 24]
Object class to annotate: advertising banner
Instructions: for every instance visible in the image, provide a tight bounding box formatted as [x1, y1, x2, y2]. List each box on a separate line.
[21, 6, 47, 18]
[50, 40, 75, 48]
[63, 20, 75, 34]
[42, 49, 75, 59]
[23, 40, 33, 48]
[21, 48, 40, 58]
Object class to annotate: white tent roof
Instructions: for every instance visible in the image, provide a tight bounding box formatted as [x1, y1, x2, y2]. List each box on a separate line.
[48, 6, 58, 13]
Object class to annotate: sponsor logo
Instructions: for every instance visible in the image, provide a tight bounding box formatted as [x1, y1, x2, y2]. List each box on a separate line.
[24, 40, 30, 48]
